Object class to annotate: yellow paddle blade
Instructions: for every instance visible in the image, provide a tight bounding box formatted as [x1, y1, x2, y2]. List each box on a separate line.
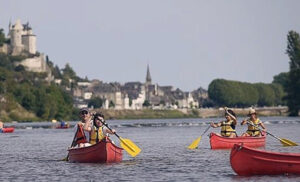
[280, 138, 298, 147]
[188, 136, 202, 149]
[120, 137, 141, 157]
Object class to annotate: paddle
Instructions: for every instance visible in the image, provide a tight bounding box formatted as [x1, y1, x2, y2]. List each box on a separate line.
[246, 121, 298, 147]
[188, 125, 211, 149]
[100, 120, 141, 157]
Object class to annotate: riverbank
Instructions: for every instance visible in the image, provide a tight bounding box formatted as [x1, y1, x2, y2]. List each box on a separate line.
[1, 106, 289, 122]
[95, 106, 289, 120]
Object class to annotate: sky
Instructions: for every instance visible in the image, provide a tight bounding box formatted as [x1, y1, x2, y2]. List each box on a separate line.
[1, 0, 300, 91]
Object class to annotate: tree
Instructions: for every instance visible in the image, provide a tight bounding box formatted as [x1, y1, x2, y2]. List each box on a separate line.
[273, 72, 289, 90]
[109, 101, 115, 108]
[208, 79, 282, 107]
[88, 97, 104, 108]
[254, 83, 276, 106]
[0, 29, 5, 46]
[286, 31, 300, 116]
[62, 63, 76, 79]
[0, 53, 14, 70]
[143, 100, 151, 107]
[15, 65, 25, 72]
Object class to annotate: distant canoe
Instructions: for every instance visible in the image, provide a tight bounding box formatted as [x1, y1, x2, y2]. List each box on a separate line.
[68, 137, 123, 163]
[1, 127, 14, 133]
[209, 132, 266, 149]
[56, 125, 70, 129]
[230, 144, 300, 176]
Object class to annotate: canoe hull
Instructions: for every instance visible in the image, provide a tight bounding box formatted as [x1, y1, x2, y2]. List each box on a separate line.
[230, 144, 300, 176]
[56, 126, 70, 129]
[68, 138, 123, 163]
[1, 127, 14, 133]
[209, 132, 265, 149]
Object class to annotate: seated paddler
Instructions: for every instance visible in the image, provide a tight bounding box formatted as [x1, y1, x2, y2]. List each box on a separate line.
[72, 108, 93, 148]
[87, 112, 116, 145]
[241, 108, 266, 137]
[210, 108, 237, 138]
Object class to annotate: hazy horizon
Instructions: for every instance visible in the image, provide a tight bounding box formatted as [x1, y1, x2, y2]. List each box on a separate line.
[1, 0, 300, 91]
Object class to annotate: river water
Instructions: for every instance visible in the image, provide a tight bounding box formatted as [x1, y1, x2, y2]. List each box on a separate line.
[1, 117, 300, 182]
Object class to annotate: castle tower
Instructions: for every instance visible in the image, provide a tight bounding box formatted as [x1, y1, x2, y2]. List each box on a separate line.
[10, 19, 24, 55]
[146, 64, 152, 85]
[22, 22, 36, 54]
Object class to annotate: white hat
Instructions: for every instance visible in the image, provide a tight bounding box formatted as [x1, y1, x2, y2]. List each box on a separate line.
[248, 108, 256, 116]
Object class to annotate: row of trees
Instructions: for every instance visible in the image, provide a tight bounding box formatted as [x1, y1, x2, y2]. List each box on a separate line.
[208, 31, 300, 116]
[208, 79, 285, 107]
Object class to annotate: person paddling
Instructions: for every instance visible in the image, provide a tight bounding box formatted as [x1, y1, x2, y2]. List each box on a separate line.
[72, 108, 93, 148]
[210, 108, 237, 138]
[241, 108, 266, 137]
[87, 112, 116, 145]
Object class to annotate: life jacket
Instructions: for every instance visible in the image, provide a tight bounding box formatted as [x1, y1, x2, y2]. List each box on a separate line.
[220, 120, 236, 137]
[90, 126, 105, 145]
[246, 118, 262, 136]
[72, 124, 87, 147]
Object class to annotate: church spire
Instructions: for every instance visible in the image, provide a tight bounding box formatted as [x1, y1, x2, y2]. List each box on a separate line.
[146, 64, 152, 84]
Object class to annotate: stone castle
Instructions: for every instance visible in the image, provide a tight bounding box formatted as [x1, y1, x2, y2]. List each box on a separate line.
[0, 19, 50, 75]
[0, 19, 208, 110]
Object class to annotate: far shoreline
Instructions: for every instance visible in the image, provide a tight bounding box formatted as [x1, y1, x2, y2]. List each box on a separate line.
[2, 106, 291, 123]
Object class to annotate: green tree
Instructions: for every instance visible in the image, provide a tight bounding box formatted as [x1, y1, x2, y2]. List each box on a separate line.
[208, 79, 282, 107]
[270, 83, 285, 105]
[62, 63, 76, 79]
[143, 100, 151, 107]
[88, 97, 104, 108]
[208, 79, 259, 107]
[109, 100, 115, 108]
[254, 83, 276, 106]
[286, 31, 300, 116]
[0, 29, 5, 46]
[0, 54, 14, 70]
[273, 72, 289, 90]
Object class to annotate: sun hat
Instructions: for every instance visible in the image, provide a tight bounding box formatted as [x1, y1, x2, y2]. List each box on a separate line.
[248, 108, 256, 116]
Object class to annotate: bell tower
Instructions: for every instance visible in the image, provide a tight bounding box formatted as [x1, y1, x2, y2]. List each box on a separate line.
[145, 64, 152, 85]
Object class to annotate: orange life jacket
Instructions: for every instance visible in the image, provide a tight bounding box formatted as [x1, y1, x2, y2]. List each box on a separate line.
[72, 124, 87, 146]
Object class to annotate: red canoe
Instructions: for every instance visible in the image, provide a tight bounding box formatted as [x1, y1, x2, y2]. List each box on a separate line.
[209, 132, 265, 149]
[1, 127, 14, 133]
[56, 125, 70, 129]
[68, 137, 123, 163]
[230, 144, 300, 176]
